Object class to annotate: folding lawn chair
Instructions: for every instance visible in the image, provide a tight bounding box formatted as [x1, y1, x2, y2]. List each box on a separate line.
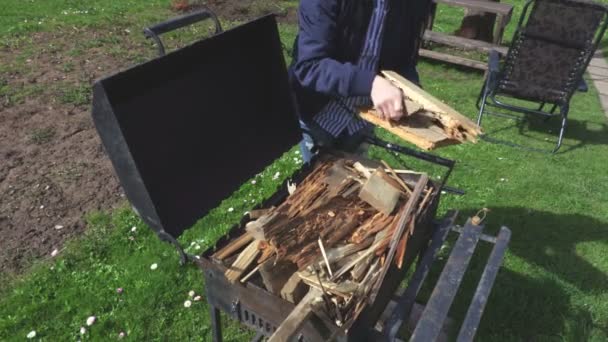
[476, 0, 608, 153]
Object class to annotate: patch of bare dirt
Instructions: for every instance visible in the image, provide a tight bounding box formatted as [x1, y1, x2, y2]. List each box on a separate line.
[0, 28, 155, 275]
[175, 0, 298, 24]
[0, 0, 299, 276]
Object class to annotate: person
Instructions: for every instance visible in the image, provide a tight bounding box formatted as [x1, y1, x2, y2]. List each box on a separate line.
[287, 0, 432, 163]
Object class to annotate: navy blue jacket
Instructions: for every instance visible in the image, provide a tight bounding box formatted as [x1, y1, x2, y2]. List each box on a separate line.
[288, 0, 431, 122]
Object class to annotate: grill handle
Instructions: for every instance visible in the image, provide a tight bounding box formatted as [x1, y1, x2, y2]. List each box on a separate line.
[364, 135, 462, 194]
[144, 8, 223, 57]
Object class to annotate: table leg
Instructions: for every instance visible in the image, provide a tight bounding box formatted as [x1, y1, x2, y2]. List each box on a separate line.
[494, 14, 508, 45]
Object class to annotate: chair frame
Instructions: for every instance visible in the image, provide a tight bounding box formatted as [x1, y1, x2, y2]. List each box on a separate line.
[476, 0, 608, 153]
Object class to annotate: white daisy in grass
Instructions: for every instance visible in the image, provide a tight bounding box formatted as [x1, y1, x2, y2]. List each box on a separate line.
[86, 316, 96, 326]
[80, 327, 86, 334]
[228, 207, 234, 213]
[150, 263, 158, 270]
[188, 290, 195, 297]
[26, 331, 36, 339]
[184, 300, 192, 308]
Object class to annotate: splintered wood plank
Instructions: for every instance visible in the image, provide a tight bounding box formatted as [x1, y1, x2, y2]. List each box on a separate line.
[360, 111, 448, 150]
[350, 213, 395, 244]
[320, 240, 373, 266]
[404, 99, 424, 115]
[381, 70, 482, 135]
[224, 240, 261, 283]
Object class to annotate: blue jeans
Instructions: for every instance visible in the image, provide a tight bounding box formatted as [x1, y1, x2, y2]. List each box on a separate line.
[299, 119, 372, 164]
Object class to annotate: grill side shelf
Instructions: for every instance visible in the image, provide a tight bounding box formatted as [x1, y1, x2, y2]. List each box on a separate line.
[381, 215, 511, 342]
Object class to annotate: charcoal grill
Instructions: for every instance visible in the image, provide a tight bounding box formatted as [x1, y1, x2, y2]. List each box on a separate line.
[91, 10, 512, 341]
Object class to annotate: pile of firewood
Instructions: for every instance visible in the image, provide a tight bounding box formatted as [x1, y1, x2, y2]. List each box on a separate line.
[360, 70, 482, 150]
[211, 156, 435, 337]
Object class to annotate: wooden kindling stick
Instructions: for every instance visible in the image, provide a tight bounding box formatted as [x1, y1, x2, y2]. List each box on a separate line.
[240, 264, 262, 283]
[353, 162, 372, 179]
[212, 232, 253, 261]
[381, 160, 412, 195]
[369, 174, 428, 302]
[395, 216, 415, 269]
[318, 238, 333, 278]
[224, 240, 262, 283]
[330, 238, 384, 282]
[416, 186, 434, 217]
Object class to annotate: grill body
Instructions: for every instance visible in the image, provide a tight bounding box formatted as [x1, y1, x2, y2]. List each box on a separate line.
[196, 158, 442, 341]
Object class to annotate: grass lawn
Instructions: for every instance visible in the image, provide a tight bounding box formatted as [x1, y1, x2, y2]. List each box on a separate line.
[1, 0, 608, 341]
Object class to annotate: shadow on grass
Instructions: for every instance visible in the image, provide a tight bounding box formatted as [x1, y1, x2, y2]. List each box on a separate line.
[470, 268, 603, 340]
[479, 114, 608, 153]
[464, 206, 608, 292]
[450, 206, 608, 339]
[523, 116, 608, 152]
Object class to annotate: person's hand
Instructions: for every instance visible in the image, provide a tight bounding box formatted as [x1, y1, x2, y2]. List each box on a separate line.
[371, 76, 406, 121]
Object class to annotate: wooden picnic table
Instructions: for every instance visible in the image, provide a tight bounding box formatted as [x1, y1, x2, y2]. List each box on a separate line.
[420, 0, 514, 71]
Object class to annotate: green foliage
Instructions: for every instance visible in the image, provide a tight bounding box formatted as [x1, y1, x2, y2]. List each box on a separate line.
[29, 127, 56, 145]
[0, 83, 45, 106]
[0, 0, 173, 38]
[59, 83, 91, 106]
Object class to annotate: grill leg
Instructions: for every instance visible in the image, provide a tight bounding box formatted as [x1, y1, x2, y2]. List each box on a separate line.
[210, 305, 223, 342]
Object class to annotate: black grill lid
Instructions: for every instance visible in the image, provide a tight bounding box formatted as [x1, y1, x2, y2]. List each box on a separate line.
[91, 15, 301, 239]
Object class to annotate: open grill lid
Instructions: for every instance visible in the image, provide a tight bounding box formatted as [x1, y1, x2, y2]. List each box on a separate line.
[91, 15, 301, 239]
